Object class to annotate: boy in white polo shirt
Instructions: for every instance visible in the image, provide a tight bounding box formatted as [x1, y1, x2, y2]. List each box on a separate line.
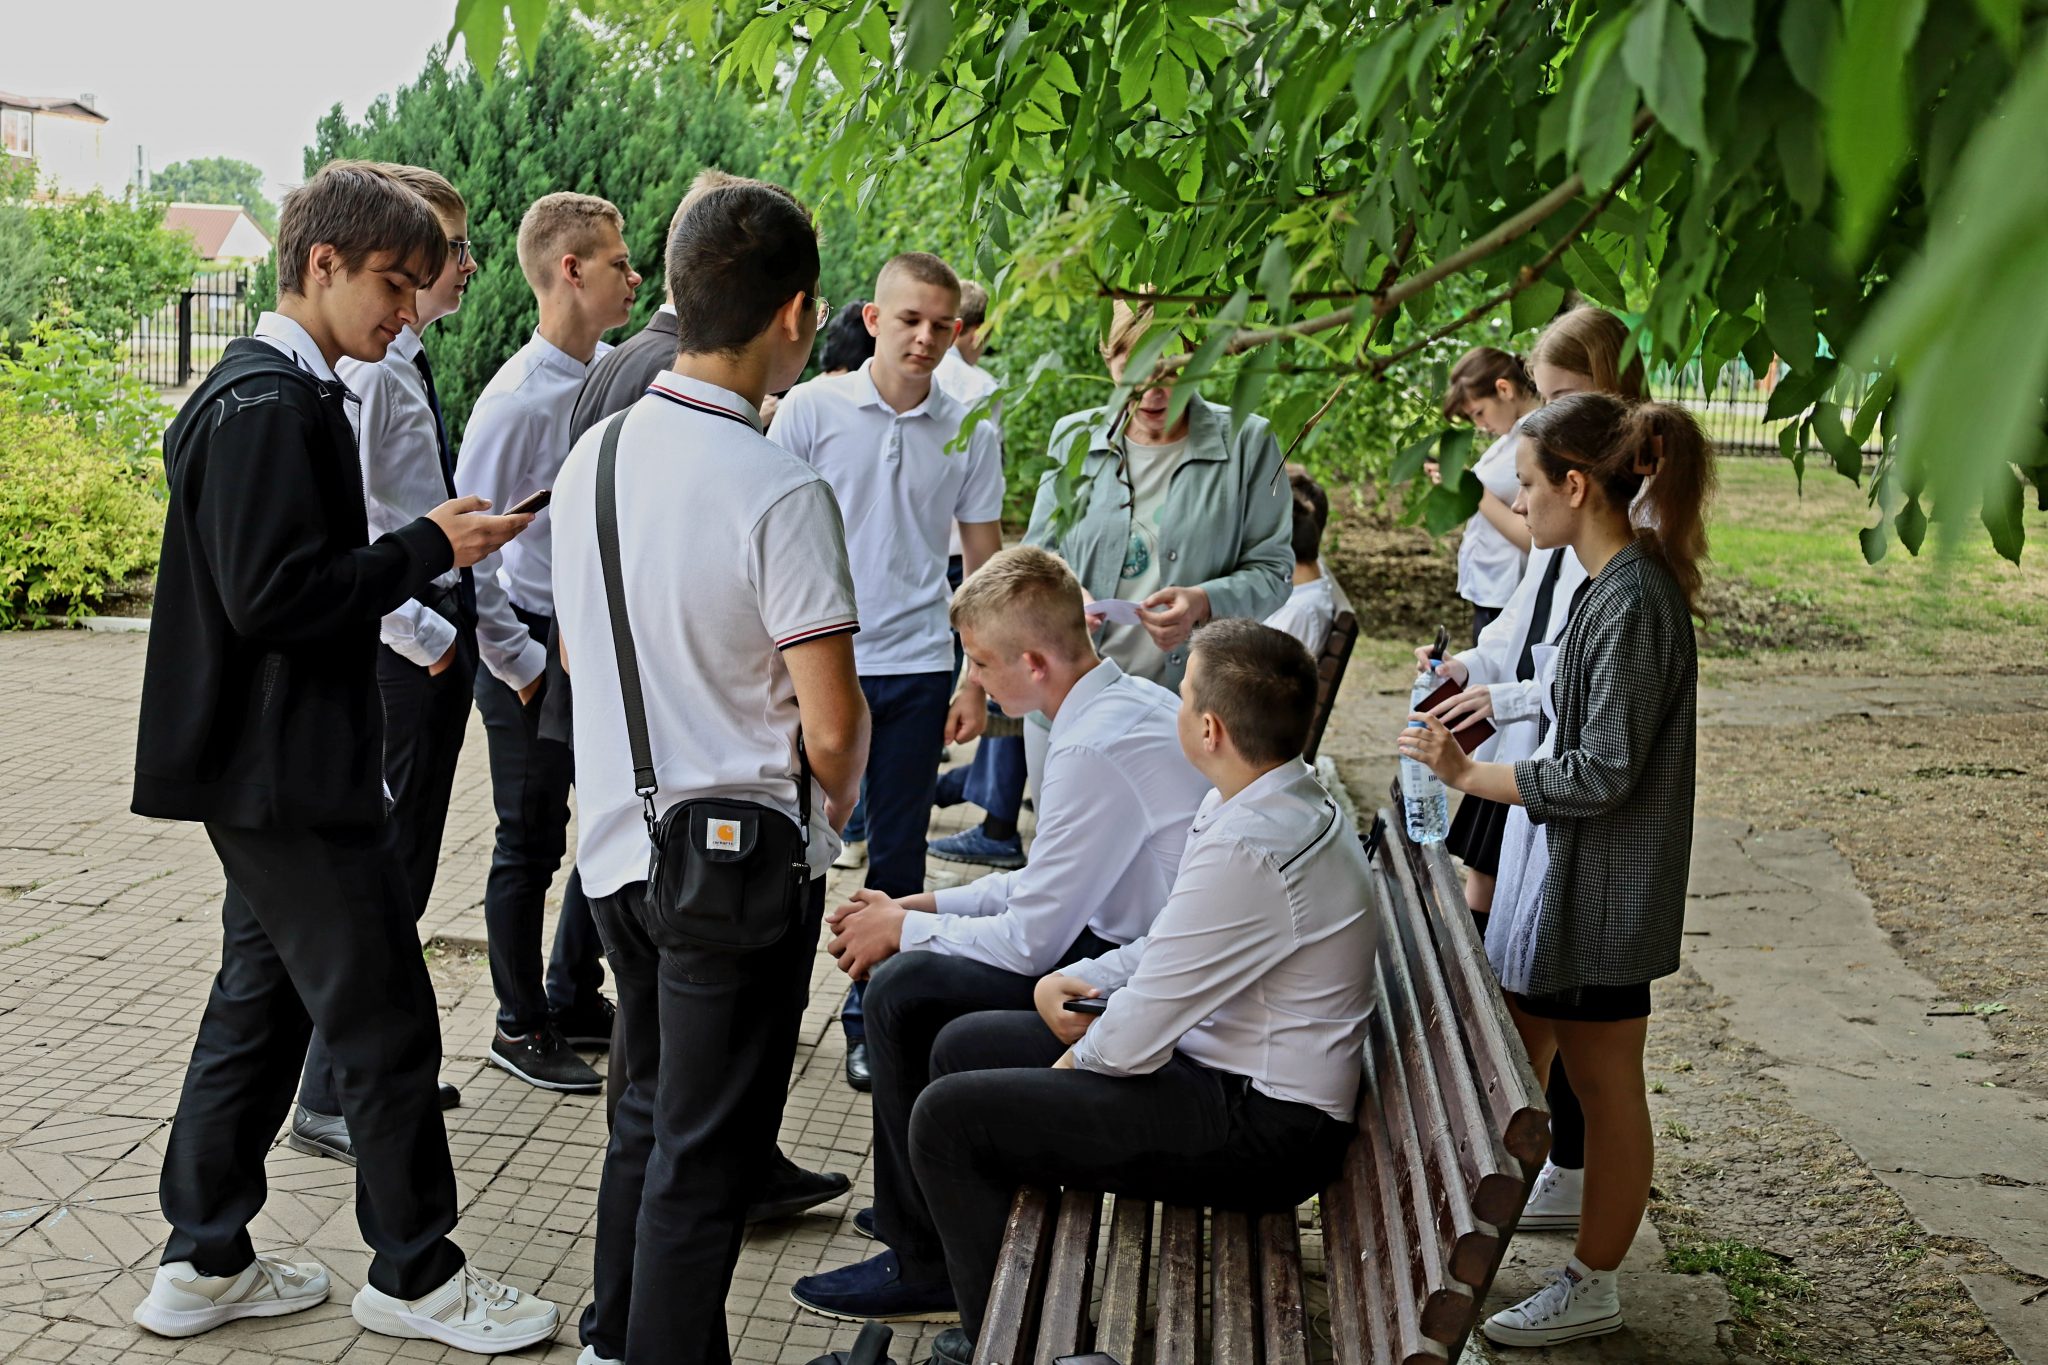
[771, 252, 1005, 1091]
[1264, 466, 1337, 656]
[790, 546, 1209, 1324]
[459, 192, 641, 1095]
[552, 181, 870, 1365]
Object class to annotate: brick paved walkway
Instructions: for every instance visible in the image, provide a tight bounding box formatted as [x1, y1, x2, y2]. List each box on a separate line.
[0, 630, 981, 1365]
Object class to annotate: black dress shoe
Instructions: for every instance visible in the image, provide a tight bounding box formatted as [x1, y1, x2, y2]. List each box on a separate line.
[925, 1327, 973, 1365]
[845, 1041, 872, 1092]
[286, 1105, 354, 1165]
[747, 1155, 851, 1224]
[805, 1321, 896, 1365]
[439, 1082, 461, 1111]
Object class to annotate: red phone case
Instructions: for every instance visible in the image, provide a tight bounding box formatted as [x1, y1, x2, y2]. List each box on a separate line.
[1420, 673, 1496, 754]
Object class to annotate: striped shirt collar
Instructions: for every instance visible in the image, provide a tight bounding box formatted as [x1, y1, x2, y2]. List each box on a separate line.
[645, 369, 763, 433]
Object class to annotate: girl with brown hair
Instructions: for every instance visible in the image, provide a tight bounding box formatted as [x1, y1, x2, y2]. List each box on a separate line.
[1400, 391, 1716, 1347]
[1443, 347, 1544, 644]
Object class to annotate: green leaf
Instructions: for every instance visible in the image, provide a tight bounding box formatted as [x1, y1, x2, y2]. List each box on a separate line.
[1351, 30, 1410, 126]
[1437, 427, 1477, 488]
[1764, 359, 1838, 422]
[1154, 56, 1192, 123]
[1778, 0, 1839, 97]
[457, 0, 507, 76]
[1685, 0, 1755, 42]
[1511, 278, 1568, 333]
[1168, 289, 1249, 427]
[1981, 465, 2024, 562]
[1763, 278, 1818, 370]
[1849, 369, 1894, 444]
[1859, 522, 1890, 563]
[857, 4, 894, 61]
[902, 0, 955, 73]
[1973, 0, 2022, 56]
[1775, 105, 1827, 214]
[1229, 347, 1276, 436]
[1390, 432, 1437, 486]
[1896, 495, 1928, 554]
[1622, 0, 1710, 156]
[1565, 239, 1629, 308]
[1043, 51, 1082, 96]
[1421, 473, 1486, 535]
[1118, 50, 1159, 112]
[1568, 20, 1639, 190]
[1827, 0, 1928, 259]
[1258, 237, 1293, 328]
[1117, 155, 1181, 211]
[1810, 400, 1863, 480]
[506, 0, 546, 65]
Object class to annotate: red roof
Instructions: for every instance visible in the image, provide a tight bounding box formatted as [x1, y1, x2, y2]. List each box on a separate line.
[163, 203, 268, 258]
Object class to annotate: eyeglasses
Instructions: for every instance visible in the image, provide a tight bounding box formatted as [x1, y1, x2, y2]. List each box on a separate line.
[448, 239, 478, 268]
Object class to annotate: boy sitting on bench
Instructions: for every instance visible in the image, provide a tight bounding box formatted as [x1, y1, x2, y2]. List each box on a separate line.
[895, 620, 1378, 1363]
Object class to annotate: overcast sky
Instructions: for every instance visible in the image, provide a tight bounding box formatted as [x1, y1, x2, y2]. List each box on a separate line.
[3, 0, 460, 200]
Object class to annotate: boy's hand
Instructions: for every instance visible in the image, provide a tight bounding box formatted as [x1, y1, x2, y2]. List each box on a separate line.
[427, 496, 532, 569]
[1034, 972, 1102, 1045]
[826, 889, 907, 981]
[945, 685, 988, 745]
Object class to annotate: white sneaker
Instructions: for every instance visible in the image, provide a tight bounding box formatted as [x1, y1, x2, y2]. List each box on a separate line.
[578, 1347, 623, 1365]
[133, 1255, 331, 1337]
[1518, 1159, 1583, 1231]
[351, 1262, 559, 1354]
[832, 839, 868, 871]
[1482, 1259, 1622, 1347]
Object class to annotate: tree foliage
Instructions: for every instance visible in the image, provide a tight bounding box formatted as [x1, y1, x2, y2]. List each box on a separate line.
[29, 189, 200, 346]
[153, 157, 280, 237]
[0, 167, 48, 346]
[452, 0, 2048, 561]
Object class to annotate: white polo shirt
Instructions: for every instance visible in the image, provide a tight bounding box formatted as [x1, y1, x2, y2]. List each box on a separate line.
[1264, 572, 1335, 657]
[552, 372, 861, 899]
[770, 360, 1004, 676]
[459, 330, 613, 619]
[1456, 424, 1528, 610]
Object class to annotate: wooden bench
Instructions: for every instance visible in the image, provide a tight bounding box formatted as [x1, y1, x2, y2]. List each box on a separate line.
[1301, 574, 1358, 765]
[973, 807, 1549, 1365]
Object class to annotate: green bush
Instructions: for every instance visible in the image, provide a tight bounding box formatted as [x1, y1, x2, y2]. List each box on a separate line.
[29, 187, 200, 345]
[0, 395, 165, 628]
[0, 312, 171, 472]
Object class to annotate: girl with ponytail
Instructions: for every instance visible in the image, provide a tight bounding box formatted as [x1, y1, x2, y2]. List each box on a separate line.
[1400, 390, 1714, 1348]
[1442, 347, 1543, 645]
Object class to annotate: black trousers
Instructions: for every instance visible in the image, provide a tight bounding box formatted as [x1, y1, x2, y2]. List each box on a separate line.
[300, 634, 476, 1114]
[163, 822, 464, 1298]
[865, 933, 1120, 1281]
[580, 878, 826, 1364]
[911, 1011, 1353, 1340]
[474, 606, 605, 1033]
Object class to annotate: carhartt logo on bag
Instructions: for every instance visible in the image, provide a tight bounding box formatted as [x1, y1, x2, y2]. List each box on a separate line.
[706, 819, 741, 852]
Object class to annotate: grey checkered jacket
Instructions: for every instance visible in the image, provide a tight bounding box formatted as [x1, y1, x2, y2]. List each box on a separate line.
[1512, 539, 1697, 995]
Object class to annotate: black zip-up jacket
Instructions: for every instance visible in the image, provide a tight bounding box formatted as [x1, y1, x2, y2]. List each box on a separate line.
[132, 337, 454, 828]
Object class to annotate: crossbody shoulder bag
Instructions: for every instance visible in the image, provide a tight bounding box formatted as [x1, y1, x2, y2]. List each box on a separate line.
[595, 409, 811, 952]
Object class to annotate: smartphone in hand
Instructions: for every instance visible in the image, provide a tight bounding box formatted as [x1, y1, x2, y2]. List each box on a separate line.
[506, 488, 552, 515]
[1062, 998, 1107, 1016]
[1419, 674, 1496, 753]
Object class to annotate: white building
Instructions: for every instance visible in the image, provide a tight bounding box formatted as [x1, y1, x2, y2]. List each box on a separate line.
[163, 203, 272, 263]
[1, 91, 132, 198]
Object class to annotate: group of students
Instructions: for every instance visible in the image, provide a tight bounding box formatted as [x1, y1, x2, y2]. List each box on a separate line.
[120, 147, 1708, 1364]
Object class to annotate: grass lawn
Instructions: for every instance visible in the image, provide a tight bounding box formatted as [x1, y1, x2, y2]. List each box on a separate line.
[1702, 458, 2048, 677]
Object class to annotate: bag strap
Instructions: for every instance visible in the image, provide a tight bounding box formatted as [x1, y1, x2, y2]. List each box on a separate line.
[594, 409, 811, 849]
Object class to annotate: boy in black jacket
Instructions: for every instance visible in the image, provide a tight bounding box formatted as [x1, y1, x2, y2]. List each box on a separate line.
[130, 160, 559, 1354]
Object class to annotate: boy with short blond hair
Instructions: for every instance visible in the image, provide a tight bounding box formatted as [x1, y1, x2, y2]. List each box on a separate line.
[460, 189, 643, 1094]
[132, 159, 557, 1353]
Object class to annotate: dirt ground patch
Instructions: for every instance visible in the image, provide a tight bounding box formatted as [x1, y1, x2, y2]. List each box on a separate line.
[1646, 967, 2017, 1364]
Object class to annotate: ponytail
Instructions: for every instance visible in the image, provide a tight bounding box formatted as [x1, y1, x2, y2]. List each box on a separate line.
[1520, 395, 1717, 609]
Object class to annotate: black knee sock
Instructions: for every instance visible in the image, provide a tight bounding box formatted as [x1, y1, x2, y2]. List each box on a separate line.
[1547, 1058, 1585, 1169]
[981, 816, 1018, 842]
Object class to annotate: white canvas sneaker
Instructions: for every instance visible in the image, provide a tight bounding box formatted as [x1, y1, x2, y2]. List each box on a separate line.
[832, 839, 869, 871]
[1481, 1259, 1622, 1347]
[577, 1347, 624, 1365]
[1518, 1159, 1584, 1231]
[351, 1262, 559, 1354]
[133, 1255, 331, 1337]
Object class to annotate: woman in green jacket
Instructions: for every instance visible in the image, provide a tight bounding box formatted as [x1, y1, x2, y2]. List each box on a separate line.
[1024, 300, 1293, 692]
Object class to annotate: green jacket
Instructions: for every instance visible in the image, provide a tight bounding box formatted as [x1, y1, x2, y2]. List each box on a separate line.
[1026, 395, 1292, 689]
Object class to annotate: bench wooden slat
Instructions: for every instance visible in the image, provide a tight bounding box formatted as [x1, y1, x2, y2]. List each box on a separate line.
[975, 1189, 1056, 1365]
[1256, 1211, 1311, 1365]
[1380, 827, 1530, 1231]
[1155, 1204, 1203, 1365]
[1031, 1191, 1103, 1365]
[1094, 1196, 1151, 1363]
[1319, 1140, 1394, 1365]
[1302, 575, 1357, 763]
[1211, 1210, 1259, 1364]
[1354, 1024, 1430, 1358]
[1384, 803, 1551, 1174]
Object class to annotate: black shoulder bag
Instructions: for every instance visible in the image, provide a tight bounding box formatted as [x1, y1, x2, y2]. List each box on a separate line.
[594, 410, 812, 952]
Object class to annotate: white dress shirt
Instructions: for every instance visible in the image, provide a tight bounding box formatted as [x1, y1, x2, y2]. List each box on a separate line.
[457, 330, 612, 618]
[1264, 571, 1335, 656]
[770, 360, 1005, 675]
[253, 311, 343, 387]
[934, 348, 1003, 558]
[337, 327, 546, 688]
[904, 659, 1209, 975]
[1456, 424, 1529, 610]
[554, 372, 861, 897]
[1453, 545, 1587, 763]
[1066, 759, 1377, 1121]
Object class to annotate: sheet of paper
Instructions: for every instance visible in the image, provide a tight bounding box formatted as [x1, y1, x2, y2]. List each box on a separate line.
[1084, 598, 1148, 626]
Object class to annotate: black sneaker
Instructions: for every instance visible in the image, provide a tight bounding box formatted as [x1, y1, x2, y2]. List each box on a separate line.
[747, 1153, 851, 1224]
[551, 993, 616, 1049]
[490, 1024, 602, 1093]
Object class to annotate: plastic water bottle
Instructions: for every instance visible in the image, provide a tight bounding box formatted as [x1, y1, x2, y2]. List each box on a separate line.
[1402, 665, 1450, 843]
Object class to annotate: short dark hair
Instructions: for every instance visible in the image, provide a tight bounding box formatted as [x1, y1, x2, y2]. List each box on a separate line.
[819, 301, 876, 373]
[1287, 465, 1327, 564]
[277, 160, 447, 297]
[957, 280, 989, 329]
[668, 183, 819, 357]
[1188, 619, 1318, 766]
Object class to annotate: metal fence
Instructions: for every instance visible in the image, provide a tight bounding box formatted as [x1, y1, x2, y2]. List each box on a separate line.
[126, 269, 259, 388]
[1651, 354, 1882, 458]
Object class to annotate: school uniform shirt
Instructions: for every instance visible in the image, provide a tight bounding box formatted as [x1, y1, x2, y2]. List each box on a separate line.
[770, 360, 1004, 676]
[934, 349, 1003, 558]
[1452, 545, 1589, 764]
[457, 330, 612, 618]
[1065, 759, 1377, 1121]
[1264, 571, 1336, 657]
[1456, 424, 1528, 611]
[553, 372, 860, 898]
[337, 327, 546, 689]
[904, 659, 1209, 975]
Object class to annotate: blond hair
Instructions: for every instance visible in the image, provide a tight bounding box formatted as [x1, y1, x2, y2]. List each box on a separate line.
[875, 251, 960, 303]
[1529, 306, 1647, 401]
[376, 164, 465, 220]
[958, 280, 989, 330]
[1101, 297, 1153, 360]
[516, 191, 625, 290]
[949, 546, 1094, 662]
